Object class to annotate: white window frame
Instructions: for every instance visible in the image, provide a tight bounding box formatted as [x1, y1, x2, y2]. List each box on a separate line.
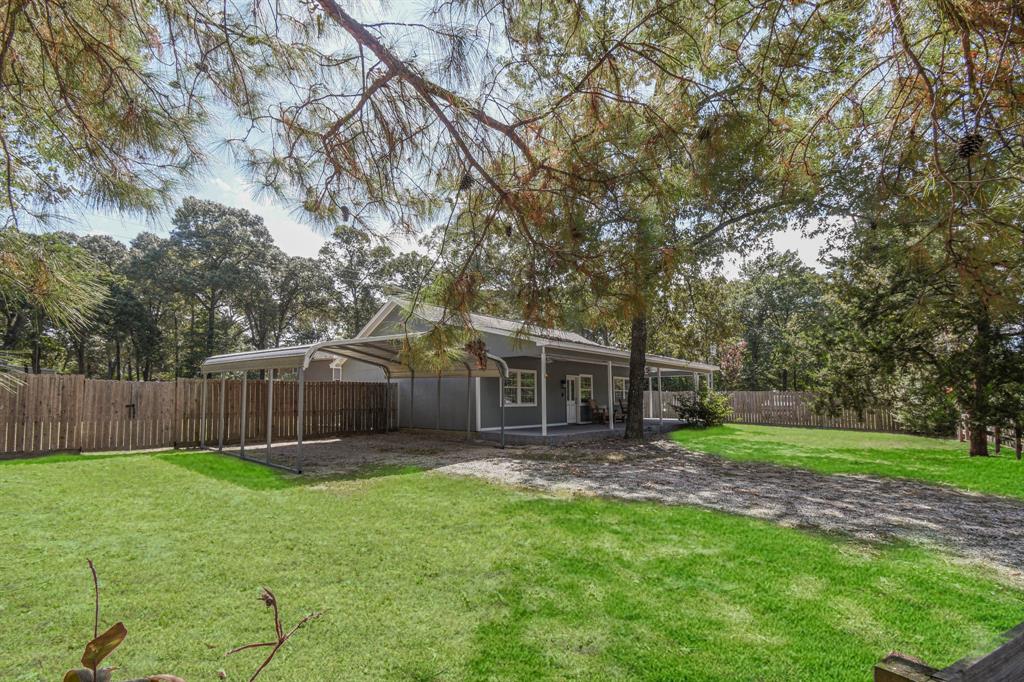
[332, 366, 343, 381]
[579, 374, 593, 402]
[501, 369, 538, 407]
[613, 376, 629, 403]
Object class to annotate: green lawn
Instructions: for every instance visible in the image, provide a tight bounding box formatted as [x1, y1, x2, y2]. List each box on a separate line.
[671, 424, 1024, 499]
[1, 450, 1021, 681]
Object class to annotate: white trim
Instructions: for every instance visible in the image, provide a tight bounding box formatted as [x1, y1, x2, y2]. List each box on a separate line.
[475, 377, 481, 431]
[500, 368, 538, 407]
[536, 338, 718, 372]
[479, 422, 568, 432]
[540, 346, 547, 436]
[565, 374, 580, 424]
[578, 373, 594, 401]
[606, 361, 614, 430]
[355, 298, 400, 339]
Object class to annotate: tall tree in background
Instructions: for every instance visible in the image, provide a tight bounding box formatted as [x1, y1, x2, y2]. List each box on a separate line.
[0, 229, 107, 376]
[745, 0, 1024, 454]
[734, 252, 825, 391]
[169, 197, 272, 362]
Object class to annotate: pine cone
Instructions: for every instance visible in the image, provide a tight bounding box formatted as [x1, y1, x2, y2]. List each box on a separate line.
[957, 132, 983, 159]
[459, 172, 474, 191]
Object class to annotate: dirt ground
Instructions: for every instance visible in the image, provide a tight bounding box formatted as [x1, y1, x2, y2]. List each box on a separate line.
[243, 431, 1024, 577]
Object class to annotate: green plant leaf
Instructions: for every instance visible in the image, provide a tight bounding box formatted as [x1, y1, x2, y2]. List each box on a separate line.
[81, 622, 127, 669]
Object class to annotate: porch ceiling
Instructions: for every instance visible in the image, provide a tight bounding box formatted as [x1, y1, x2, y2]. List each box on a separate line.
[537, 339, 718, 374]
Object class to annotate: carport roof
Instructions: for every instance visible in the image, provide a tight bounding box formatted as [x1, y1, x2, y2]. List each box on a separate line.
[200, 333, 508, 378]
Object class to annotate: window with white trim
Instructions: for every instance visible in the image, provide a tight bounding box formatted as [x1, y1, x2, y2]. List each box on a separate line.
[579, 374, 593, 402]
[613, 376, 629, 403]
[502, 369, 537, 406]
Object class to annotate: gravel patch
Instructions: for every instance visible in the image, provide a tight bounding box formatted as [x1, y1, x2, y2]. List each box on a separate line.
[438, 439, 1024, 575]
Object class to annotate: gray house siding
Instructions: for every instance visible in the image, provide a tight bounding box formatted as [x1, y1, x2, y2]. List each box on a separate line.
[329, 309, 637, 433]
[477, 358, 631, 430]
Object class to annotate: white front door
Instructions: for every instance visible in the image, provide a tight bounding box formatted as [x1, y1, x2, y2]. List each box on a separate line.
[566, 375, 579, 423]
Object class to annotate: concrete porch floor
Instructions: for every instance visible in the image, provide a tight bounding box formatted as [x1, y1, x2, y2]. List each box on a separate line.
[478, 418, 683, 445]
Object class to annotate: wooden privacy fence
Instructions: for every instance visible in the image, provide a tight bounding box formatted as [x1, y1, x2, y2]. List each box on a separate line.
[0, 374, 397, 456]
[645, 390, 901, 432]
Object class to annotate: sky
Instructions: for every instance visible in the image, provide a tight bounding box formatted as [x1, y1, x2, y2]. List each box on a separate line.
[78, 158, 831, 275]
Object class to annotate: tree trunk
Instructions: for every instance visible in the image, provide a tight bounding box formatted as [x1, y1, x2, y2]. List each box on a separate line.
[31, 311, 42, 374]
[968, 421, 988, 456]
[624, 313, 647, 440]
[76, 341, 86, 376]
[205, 295, 217, 357]
[966, 318, 991, 456]
[1015, 421, 1022, 461]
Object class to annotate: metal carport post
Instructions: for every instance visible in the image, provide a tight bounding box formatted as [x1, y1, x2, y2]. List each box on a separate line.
[265, 368, 274, 465]
[296, 366, 304, 474]
[485, 353, 509, 449]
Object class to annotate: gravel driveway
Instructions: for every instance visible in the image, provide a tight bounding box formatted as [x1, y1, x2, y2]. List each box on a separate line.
[438, 439, 1024, 576]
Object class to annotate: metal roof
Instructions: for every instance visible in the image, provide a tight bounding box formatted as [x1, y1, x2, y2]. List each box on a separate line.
[201, 301, 719, 376]
[364, 298, 718, 372]
[200, 333, 508, 378]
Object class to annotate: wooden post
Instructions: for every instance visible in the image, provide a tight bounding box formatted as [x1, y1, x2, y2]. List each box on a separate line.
[1015, 421, 1022, 460]
[995, 427, 1002, 454]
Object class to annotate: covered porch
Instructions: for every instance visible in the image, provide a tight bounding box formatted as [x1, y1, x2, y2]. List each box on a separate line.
[478, 418, 686, 445]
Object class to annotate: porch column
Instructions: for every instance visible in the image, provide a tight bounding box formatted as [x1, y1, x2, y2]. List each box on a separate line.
[465, 366, 472, 441]
[296, 366, 304, 473]
[218, 374, 226, 451]
[607, 361, 614, 430]
[265, 368, 274, 464]
[410, 369, 415, 429]
[708, 371, 714, 390]
[540, 346, 547, 436]
[200, 373, 208, 448]
[657, 368, 664, 432]
[693, 371, 700, 392]
[647, 376, 653, 419]
[239, 372, 247, 457]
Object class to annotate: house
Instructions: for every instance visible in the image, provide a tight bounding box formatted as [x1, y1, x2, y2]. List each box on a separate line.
[201, 297, 717, 446]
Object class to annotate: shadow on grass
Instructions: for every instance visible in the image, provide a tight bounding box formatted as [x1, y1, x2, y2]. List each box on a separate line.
[0, 450, 178, 466]
[156, 451, 424, 491]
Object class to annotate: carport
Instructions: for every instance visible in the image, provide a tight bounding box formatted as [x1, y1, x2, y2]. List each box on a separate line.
[199, 333, 511, 473]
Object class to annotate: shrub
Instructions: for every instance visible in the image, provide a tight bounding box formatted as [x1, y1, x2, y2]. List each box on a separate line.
[673, 388, 733, 427]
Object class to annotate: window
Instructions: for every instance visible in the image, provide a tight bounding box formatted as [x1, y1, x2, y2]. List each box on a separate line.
[614, 377, 629, 403]
[332, 366, 343, 381]
[579, 375, 593, 402]
[502, 369, 537, 406]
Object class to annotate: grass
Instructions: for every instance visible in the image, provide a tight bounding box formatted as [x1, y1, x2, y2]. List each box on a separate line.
[671, 424, 1024, 499]
[1, 450, 1022, 681]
